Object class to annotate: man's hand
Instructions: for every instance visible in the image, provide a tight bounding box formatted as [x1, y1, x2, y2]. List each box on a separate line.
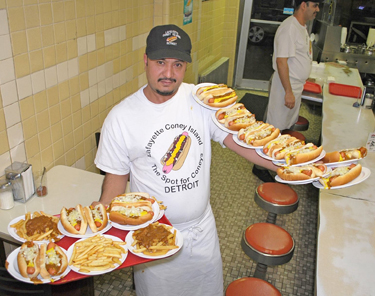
[284, 91, 295, 109]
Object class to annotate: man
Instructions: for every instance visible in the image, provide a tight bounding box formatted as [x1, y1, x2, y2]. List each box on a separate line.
[266, 0, 320, 130]
[94, 24, 278, 296]
[253, 0, 320, 183]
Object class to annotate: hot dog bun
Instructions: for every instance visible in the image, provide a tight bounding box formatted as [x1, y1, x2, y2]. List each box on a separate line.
[319, 164, 362, 188]
[39, 242, 68, 279]
[237, 121, 267, 142]
[277, 164, 328, 181]
[263, 134, 295, 156]
[60, 204, 88, 235]
[109, 192, 155, 225]
[83, 204, 108, 232]
[224, 113, 256, 131]
[244, 126, 280, 147]
[270, 138, 305, 160]
[322, 147, 367, 163]
[17, 241, 40, 278]
[215, 103, 250, 123]
[160, 132, 191, 174]
[196, 84, 238, 107]
[285, 144, 323, 165]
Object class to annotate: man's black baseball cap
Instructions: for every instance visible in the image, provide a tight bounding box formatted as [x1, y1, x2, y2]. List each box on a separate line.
[295, 0, 322, 6]
[146, 24, 192, 63]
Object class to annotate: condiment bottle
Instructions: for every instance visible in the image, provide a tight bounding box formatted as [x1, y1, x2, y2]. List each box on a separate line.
[0, 179, 14, 210]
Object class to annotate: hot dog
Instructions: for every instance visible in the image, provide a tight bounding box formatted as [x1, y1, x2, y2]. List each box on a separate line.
[196, 84, 238, 107]
[319, 163, 362, 188]
[263, 134, 295, 155]
[237, 121, 267, 141]
[242, 125, 280, 147]
[224, 113, 256, 131]
[277, 164, 328, 181]
[322, 147, 367, 163]
[215, 103, 251, 123]
[83, 204, 108, 233]
[160, 132, 191, 174]
[268, 138, 306, 160]
[39, 242, 68, 279]
[109, 192, 155, 225]
[17, 241, 40, 279]
[60, 204, 88, 235]
[284, 143, 323, 165]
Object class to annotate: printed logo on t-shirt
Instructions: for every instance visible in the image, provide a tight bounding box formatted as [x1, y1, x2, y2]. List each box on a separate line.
[145, 123, 204, 194]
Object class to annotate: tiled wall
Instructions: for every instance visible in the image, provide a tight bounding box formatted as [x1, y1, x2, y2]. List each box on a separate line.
[0, 0, 240, 177]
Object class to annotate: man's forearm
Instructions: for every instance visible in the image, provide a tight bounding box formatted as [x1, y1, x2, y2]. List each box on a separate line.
[276, 58, 292, 94]
[99, 173, 129, 206]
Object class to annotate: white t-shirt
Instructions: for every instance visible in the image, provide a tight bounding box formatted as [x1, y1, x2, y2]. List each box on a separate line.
[95, 83, 228, 225]
[272, 15, 312, 83]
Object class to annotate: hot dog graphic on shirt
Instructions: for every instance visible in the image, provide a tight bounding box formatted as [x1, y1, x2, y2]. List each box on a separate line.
[161, 132, 191, 174]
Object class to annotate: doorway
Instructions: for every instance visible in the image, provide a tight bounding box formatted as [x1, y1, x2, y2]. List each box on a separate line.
[235, 0, 294, 90]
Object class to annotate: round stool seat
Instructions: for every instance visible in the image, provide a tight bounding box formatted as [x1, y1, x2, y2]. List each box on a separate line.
[292, 115, 309, 131]
[281, 129, 306, 142]
[255, 183, 299, 217]
[241, 223, 294, 266]
[226, 277, 281, 296]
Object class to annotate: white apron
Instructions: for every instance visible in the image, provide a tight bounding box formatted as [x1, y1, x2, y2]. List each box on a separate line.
[266, 71, 304, 130]
[134, 204, 223, 296]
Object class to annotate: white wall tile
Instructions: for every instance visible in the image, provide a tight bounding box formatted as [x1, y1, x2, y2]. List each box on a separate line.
[57, 62, 68, 83]
[105, 62, 113, 78]
[10, 143, 26, 163]
[0, 58, 15, 84]
[87, 34, 96, 52]
[113, 73, 120, 89]
[80, 89, 90, 108]
[31, 70, 46, 94]
[77, 36, 87, 56]
[45, 66, 58, 88]
[68, 58, 78, 78]
[0, 34, 12, 60]
[7, 122, 24, 149]
[97, 64, 105, 82]
[74, 156, 86, 170]
[125, 67, 133, 82]
[98, 80, 106, 98]
[1, 80, 18, 107]
[16, 75, 33, 100]
[120, 25, 126, 41]
[0, 10, 9, 36]
[138, 72, 147, 88]
[89, 85, 98, 103]
[104, 29, 112, 47]
[105, 77, 113, 94]
[112, 27, 119, 44]
[120, 70, 126, 85]
[4, 102, 21, 128]
[88, 68, 97, 86]
[0, 152, 12, 178]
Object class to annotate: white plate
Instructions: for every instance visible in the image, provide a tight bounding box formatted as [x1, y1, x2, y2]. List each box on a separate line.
[323, 158, 360, 168]
[256, 148, 274, 160]
[312, 166, 371, 189]
[109, 201, 160, 231]
[6, 245, 70, 283]
[193, 83, 236, 111]
[272, 150, 326, 167]
[58, 218, 112, 238]
[232, 133, 280, 149]
[67, 234, 128, 275]
[7, 215, 64, 244]
[275, 167, 332, 185]
[125, 224, 183, 259]
[211, 113, 238, 135]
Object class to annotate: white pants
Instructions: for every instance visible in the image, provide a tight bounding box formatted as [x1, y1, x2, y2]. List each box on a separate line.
[134, 204, 223, 296]
[267, 71, 304, 131]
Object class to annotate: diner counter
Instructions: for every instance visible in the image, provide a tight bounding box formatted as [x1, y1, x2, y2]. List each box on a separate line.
[316, 66, 375, 295]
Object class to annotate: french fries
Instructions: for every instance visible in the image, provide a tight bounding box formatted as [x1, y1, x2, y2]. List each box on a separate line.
[10, 211, 61, 242]
[151, 196, 167, 211]
[69, 235, 127, 273]
[131, 222, 178, 256]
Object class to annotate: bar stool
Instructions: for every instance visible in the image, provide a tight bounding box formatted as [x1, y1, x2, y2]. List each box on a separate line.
[241, 223, 295, 280]
[281, 129, 306, 142]
[226, 277, 281, 296]
[255, 183, 299, 224]
[291, 115, 309, 131]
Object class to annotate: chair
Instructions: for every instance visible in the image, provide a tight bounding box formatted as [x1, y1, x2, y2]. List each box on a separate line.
[291, 115, 309, 131]
[241, 223, 294, 280]
[254, 183, 299, 224]
[226, 277, 281, 296]
[0, 267, 52, 296]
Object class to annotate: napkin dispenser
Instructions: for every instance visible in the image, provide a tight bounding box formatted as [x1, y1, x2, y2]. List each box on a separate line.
[5, 162, 35, 203]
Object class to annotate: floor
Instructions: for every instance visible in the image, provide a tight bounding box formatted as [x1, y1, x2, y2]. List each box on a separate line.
[93, 90, 323, 296]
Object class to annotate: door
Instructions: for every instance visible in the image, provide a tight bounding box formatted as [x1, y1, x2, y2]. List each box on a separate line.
[235, 0, 294, 90]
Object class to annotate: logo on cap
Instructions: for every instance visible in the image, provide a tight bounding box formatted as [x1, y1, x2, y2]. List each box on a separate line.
[163, 30, 181, 46]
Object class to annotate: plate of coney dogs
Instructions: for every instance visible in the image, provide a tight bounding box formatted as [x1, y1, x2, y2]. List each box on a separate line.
[275, 164, 331, 185]
[193, 83, 237, 110]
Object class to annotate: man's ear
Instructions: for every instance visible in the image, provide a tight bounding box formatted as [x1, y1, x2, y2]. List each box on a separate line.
[144, 53, 148, 66]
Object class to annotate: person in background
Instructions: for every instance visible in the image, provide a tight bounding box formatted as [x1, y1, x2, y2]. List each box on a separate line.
[93, 24, 278, 296]
[253, 0, 320, 182]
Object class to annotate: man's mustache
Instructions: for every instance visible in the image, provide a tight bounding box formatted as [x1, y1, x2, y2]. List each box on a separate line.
[158, 78, 176, 83]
